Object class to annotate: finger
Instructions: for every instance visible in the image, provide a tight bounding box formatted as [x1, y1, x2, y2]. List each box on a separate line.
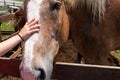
[29, 29, 40, 34]
[28, 19, 39, 27]
[29, 24, 40, 30]
[27, 18, 35, 24]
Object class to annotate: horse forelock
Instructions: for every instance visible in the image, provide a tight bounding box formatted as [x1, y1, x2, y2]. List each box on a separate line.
[64, 0, 109, 21]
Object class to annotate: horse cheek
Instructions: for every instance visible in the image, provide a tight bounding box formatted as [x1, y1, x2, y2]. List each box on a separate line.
[60, 4, 69, 43]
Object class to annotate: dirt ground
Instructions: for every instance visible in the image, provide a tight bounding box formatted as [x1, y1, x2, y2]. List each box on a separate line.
[54, 39, 78, 63]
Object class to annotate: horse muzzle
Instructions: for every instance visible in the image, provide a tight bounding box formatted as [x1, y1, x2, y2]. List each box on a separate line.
[20, 63, 46, 80]
[20, 66, 35, 80]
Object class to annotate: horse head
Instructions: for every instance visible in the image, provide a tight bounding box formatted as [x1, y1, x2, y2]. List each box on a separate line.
[13, 0, 69, 80]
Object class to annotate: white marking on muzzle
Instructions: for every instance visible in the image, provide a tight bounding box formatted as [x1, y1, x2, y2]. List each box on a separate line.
[24, 0, 43, 71]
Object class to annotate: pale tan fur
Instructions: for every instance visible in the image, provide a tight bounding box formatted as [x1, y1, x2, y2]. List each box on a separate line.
[64, 0, 109, 20]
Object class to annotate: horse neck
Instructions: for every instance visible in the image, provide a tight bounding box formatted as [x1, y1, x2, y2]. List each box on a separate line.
[65, 0, 110, 25]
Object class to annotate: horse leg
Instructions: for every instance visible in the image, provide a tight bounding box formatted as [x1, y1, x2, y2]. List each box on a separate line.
[75, 52, 85, 64]
[78, 40, 114, 65]
[108, 54, 120, 66]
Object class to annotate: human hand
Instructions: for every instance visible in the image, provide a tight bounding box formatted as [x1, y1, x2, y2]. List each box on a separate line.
[19, 18, 40, 40]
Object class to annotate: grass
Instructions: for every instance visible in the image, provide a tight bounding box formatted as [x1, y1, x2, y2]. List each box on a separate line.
[0, 22, 14, 31]
[0, 22, 14, 39]
[0, 12, 7, 14]
[115, 50, 120, 54]
[0, 6, 7, 8]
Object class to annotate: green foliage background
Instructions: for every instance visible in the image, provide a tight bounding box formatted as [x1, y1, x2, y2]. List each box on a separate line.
[0, 22, 14, 31]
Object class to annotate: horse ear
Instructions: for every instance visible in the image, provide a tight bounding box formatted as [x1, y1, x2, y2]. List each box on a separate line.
[60, 4, 69, 43]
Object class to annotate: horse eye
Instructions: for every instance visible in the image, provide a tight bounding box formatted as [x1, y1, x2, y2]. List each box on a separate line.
[51, 1, 61, 11]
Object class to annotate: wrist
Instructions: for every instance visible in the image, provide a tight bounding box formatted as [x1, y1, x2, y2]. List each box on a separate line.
[17, 33, 24, 41]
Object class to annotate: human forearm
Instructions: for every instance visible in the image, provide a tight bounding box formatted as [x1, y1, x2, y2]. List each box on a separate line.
[0, 19, 40, 56]
[0, 34, 22, 56]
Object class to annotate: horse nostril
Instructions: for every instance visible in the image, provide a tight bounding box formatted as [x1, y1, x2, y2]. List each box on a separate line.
[35, 68, 46, 80]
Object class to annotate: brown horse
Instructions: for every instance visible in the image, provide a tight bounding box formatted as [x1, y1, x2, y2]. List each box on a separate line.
[11, 0, 69, 80]
[66, 0, 120, 65]
[10, 0, 120, 80]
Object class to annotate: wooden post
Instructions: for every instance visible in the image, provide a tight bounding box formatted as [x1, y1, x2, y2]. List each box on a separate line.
[4, 0, 6, 6]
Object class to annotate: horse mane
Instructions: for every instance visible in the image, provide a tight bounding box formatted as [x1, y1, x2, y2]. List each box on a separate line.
[64, 0, 110, 22]
[10, 0, 110, 29]
[9, 8, 26, 30]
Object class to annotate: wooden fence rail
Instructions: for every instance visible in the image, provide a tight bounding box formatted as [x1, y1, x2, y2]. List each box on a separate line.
[0, 13, 14, 22]
[1, 31, 14, 35]
[52, 62, 120, 80]
[0, 1, 22, 7]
